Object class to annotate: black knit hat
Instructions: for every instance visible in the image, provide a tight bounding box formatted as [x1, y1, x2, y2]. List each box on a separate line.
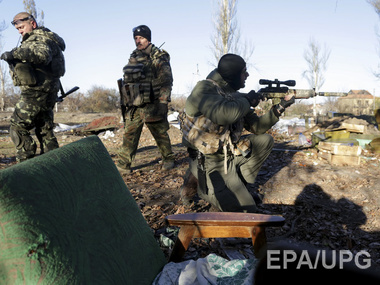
[217, 54, 246, 90]
[133, 25, 151, 42]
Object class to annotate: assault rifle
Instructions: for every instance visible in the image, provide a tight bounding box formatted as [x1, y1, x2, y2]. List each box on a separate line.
[57, 82, 80, 102]
[257, 79, 347, 104]
[3, 57, 78, 103]
[117, 78, 127, 122]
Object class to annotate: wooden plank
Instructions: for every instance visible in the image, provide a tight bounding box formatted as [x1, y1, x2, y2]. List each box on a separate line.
[331, 145, 361, 156]
[318, 150, 331, 161]
[318, 141, 350, 151]
[169, 225, 196, 262]
[166, 212, 285, 227]
[341, 122, 365, 133]
[330, 154, 361, 165]
[318, 142, 333, 151]
[193, 225, 253, 238]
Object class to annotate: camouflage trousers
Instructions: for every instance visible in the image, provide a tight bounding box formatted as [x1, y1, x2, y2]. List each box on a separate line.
[189, 133, 274, 213]
[10, 93, 59, 162]
[118, 107, 174, 167]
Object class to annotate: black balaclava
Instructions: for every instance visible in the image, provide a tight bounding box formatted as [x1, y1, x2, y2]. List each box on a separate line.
[217, 54, 246, 91]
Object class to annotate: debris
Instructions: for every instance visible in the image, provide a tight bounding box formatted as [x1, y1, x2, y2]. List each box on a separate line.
[54, 123, 85, 133]
[167, 111, 179, 123]
[370, 138, 380, 153]
[330, 153, 361, 166]
[298, 133, 310, 146]
[341, 122, 365, 133]
[168, 112, 180, 129]
[81, 116, 121, 134]
[325, 129, 350, 140]
[317, 142, 362, 165]
[318, 142, 361, 156]
[101, 130, 115, 140]
[1, 111, 380, 269]
[272, 117, 306, 135]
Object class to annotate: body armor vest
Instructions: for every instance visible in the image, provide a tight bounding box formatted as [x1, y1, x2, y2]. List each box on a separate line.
[181, 79, 251, 157]
[121, 45, 167, 107]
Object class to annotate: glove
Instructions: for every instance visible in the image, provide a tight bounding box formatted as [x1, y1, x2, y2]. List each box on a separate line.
[244, 90, 264, 108]
[273, 96, 295, 117]
[157, 102, 168, 117]
[0, 51, 14, 63]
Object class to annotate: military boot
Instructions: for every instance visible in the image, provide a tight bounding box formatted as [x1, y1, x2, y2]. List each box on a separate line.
[162, 159, 175, 171]
[116, 160, 132, 174]
[180, 169, 198, 205]
[246, 183, 263, 205]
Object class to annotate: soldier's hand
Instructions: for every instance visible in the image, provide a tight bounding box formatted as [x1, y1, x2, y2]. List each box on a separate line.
[280, 95, 295, 108]
[273, 95, 295, 117]
[0, 51, 14, 63]
[156, 102, 168, 117]
[244, 90, 264, 108]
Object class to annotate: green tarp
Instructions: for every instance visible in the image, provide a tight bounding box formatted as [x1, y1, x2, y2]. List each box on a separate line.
[0, 136, 166, 284]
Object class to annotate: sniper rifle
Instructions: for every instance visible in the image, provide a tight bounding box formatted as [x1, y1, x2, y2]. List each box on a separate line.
[257, 79, 347, 104]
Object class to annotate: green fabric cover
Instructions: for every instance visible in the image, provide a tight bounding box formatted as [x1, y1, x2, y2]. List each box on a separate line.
[0, 135, 166, 284]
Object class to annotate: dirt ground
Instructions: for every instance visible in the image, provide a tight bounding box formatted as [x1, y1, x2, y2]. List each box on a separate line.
[1, 111, 380, 272]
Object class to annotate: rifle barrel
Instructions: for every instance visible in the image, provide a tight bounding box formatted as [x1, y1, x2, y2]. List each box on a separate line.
[64, 86, 80, 97]
[291, 90, 347, 98]
[317, 92, 348, 97]
[56, 86, 80, 102]
[260, 89, 348, 100]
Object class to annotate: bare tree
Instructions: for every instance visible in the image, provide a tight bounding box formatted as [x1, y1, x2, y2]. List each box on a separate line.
[302, 38, 331, 116]
[210, 0, 254, 66]
[303, 38, 331, 91]
[0, 57, 7, 111]
[23, 0, 44, 26]
[367, 0, 380, 80]
[368, 0, 380, 14]
[0, 0, 8, 111]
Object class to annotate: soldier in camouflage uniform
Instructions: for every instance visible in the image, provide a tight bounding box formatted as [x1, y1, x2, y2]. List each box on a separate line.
[1, 12, 65, 162]
[180, 54, 295, 212]
[117, 25, 175, 173]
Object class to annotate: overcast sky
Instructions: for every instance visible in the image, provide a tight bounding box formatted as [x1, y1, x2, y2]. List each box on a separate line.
[1, 0, 380, 100]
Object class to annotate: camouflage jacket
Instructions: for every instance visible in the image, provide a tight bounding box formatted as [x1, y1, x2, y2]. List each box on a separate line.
[182, 69, 279, 154]
[11, 26, 65, 95]
[128, 44, 173, 104]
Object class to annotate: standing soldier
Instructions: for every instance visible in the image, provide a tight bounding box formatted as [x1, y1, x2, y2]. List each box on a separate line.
[117, 25, 175, 173]
[1, 12, 65, 162]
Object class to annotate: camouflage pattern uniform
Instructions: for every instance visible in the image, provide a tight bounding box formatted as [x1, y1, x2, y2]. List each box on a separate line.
[118, 44, 175, 169]
[9, 27, 65, 162]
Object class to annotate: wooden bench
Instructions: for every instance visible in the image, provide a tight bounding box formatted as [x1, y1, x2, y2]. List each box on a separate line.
[166, 212, 285, 262]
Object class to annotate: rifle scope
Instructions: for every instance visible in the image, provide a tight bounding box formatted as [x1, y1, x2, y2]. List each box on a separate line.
[259, 79, 296, 87]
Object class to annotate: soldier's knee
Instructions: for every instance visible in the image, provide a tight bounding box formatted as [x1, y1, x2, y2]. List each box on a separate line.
[262, 134, 274, 149]
[10, 125, 37, 153]
[10, 125, 23, 149]
[249, 133, 274, 150]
